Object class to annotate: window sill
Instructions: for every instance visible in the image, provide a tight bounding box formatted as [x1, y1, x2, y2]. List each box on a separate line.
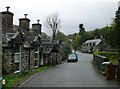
[35, 66, 39, 68]
[14, 70, 21, 74]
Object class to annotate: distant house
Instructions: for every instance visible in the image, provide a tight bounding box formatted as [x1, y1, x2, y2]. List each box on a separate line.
[81, 37, 112, 53]
[1, 7, 63, 75]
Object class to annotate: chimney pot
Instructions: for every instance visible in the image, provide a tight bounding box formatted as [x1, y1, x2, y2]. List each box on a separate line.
[6, 6, 10, 12]
[100, 35, 103, 39]
[24, 14, 28, 18]
[37, 19, 40, 24]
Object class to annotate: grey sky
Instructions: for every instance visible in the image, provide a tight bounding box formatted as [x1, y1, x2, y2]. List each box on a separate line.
[0, 0, 119, 35]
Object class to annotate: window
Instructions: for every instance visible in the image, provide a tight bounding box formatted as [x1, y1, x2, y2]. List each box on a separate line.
[14, 53, 20, 63]
[93, 43, 95, 46]
[35, 52, 38, 59]
[34, 47, 39, 68]
[35, 60, 38, 67]
[14, 44, 21, 73]
[15, 44, 20, 53]
[90, 43, 91, 46]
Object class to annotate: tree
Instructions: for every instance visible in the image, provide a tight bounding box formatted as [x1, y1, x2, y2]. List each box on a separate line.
[114, 7, 120, 48]
[76, 35, 81, 47]
[79, 23, 85, 37]
[93, 29, 99, 38]
[46, 13, 61, 42]
[56, 30, 67, 42]
[78, 23, 87, 45]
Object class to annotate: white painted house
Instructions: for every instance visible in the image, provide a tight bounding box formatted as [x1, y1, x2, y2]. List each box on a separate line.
[81, 38, 111, 53]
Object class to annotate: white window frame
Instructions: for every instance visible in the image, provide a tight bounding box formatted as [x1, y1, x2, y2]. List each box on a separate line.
[14, 53, 20, 63]
[34, 47, 39, 68]
[14, 44, 21, 73]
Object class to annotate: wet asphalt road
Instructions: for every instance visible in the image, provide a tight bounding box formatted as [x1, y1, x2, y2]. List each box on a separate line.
[22, 52, 119, 87]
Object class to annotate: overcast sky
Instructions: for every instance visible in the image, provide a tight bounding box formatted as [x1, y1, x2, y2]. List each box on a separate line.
[0, 0, 119, 36]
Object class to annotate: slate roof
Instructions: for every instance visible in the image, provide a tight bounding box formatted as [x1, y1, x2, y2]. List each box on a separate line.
[2, 30, 24, 47]
[2, 23, 54, 52]
[5, 33, 15, 42]
[13, 25, 39, 48]
[40, 33, 51, 42]
[2, 33, 14, 47]
[24, 41, 34, 49]
[41, 42, 54, 54]
[83, 39, 102, 46]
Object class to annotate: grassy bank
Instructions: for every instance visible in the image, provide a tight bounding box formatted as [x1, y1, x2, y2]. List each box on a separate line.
[3, 65, 54, 89]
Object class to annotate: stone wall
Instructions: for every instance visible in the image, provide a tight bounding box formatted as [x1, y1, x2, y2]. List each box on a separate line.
[93, 54, 107, 71]
[51, 53, 57, 64]
[21, 49, 36, 71]
[30, 50, 35, 70]
[2, 48, 15, 74]
[21, 48, 29, 72]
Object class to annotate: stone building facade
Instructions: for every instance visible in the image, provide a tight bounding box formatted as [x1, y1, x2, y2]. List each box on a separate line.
[1, 7, 63, 75]
[81, 37, 112, 53]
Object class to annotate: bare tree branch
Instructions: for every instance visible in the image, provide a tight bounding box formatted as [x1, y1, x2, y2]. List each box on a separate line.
[45, 12, 61, 41]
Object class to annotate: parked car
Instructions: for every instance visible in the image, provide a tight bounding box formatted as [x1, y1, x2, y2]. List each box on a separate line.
[67, 53, 78, 62]
[0, 77, 2, 89]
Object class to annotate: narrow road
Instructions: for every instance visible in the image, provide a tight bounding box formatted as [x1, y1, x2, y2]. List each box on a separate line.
[22, 52, 119, 87]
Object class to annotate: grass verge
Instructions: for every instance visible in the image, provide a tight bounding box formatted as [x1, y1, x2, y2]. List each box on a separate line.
[3, 65, 55, 89]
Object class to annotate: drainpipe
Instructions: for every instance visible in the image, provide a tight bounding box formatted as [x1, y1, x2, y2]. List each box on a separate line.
[20, 44, 22, 72]
[28, 49, 30, 70]
[38, 46, 40, 67]
[0, 12, 3, 89]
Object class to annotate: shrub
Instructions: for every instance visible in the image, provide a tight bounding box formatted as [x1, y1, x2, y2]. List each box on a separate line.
[94, 51, 120, 65]
[110, 55, 119, 65]
[63, 44, 71, 59]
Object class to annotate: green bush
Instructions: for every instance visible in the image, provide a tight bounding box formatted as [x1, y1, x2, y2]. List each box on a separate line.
[110, 55, 119, 65]
[63, 44, 71, 59]
[94, 51, 120, 59]
[94, 51, 120, 65]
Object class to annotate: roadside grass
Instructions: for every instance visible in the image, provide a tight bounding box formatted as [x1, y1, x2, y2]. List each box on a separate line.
[3, 65, 55, 89]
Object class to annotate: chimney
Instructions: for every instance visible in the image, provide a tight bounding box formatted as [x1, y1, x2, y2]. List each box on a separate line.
[19, 14, 30, 31]
[2, 6, 14, 27]
[100, 35, 103, 40]
[32, 19, 42, 34]
[94, 37, 97, 39]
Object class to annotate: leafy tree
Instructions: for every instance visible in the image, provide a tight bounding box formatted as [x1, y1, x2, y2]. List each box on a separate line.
[55, 30, 71, 59]
[75, 35, 81, 47]
[79, 23, 85, 37]
[93, 29, 100, 38]
[56, 30, 67, 42]
[114, 7, 120, 48]
[63, 42, 71, 59]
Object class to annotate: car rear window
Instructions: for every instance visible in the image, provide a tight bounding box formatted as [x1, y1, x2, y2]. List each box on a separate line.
[69, 54, 76, 57]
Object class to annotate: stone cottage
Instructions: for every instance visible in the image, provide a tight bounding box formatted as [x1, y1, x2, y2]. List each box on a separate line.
[81, 36, 112, 53]
[1, 7, 63, 75]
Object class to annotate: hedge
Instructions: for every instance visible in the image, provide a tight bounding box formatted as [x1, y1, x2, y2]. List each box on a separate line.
[94, 51, 120, 65]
